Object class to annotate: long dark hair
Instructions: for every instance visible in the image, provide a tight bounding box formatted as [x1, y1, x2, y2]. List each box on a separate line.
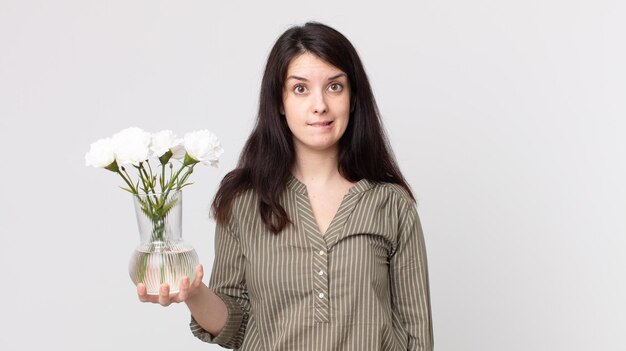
[212, 22, 414, 233]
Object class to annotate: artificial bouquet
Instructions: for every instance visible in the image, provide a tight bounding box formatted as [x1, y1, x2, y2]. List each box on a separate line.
[85, 127, 223, 293]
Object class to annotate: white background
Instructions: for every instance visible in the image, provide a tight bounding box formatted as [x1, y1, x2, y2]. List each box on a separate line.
[1, 0, 624, 350]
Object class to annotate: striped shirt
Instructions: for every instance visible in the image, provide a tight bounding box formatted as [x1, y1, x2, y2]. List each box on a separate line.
[190, 176, 433, 350]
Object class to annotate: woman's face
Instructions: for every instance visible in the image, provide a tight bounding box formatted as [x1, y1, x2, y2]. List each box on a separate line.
[281, 52, 351, 155]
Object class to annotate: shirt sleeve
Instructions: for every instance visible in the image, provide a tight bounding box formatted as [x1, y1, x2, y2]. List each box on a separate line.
[189, 219, 250, 349]
[390, 202, 434, 350]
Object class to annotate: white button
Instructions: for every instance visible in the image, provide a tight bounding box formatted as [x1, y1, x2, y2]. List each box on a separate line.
[319, 250, 325, 255]
[318, 270, 324, 276]
[318, 293, 325, 299]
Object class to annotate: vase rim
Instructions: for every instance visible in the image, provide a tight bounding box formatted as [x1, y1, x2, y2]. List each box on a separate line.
[133, 190, 182, 197]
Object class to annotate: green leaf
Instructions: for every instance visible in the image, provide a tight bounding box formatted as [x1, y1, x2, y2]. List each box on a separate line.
[161, 196, 179, 216]
[119, 186, 134, 194]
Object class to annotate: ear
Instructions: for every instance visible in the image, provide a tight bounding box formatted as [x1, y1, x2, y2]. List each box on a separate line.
[280, 105, 285, 115]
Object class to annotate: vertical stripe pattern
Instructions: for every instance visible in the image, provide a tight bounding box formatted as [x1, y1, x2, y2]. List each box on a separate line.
[190, 176, 433, 350]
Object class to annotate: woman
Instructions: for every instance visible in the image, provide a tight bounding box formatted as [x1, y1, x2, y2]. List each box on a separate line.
[138, 22, 433, 350]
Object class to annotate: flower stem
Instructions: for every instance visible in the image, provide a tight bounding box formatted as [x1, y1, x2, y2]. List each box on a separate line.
[117, 169, 137, 194]
[159, 164, 188, 201]
[160, 163, 166, 192]
[178, 164, 196, 188]
[138, 163, 157, 194]
[122, 167, 137, 191]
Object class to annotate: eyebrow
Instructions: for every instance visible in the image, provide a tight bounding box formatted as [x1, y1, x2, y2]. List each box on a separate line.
[286, 73, 347, 82]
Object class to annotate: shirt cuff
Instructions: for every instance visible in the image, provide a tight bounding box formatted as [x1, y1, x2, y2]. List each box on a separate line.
[189, 292, 246, 347]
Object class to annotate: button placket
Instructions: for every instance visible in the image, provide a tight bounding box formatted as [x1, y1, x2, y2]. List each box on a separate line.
[312, 245, 330, 323]
[294, 190, 331, 323]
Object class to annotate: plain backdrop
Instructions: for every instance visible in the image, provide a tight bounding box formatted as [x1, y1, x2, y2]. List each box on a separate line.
[1, 0, 624, 350]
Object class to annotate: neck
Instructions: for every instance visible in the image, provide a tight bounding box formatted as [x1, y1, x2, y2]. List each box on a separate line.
[292, 146, 342, 185]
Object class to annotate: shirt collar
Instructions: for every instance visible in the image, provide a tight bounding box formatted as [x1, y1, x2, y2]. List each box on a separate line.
[286, 174, 374, 195]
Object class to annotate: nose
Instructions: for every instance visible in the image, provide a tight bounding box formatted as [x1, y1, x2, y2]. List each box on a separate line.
[312, 91, 328, 114]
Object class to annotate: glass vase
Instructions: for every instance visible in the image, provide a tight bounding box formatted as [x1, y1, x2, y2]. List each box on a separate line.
[128, 190, 199, 295]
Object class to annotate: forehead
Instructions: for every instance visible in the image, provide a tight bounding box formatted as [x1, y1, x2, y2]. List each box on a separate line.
[286, 52, 345, 78]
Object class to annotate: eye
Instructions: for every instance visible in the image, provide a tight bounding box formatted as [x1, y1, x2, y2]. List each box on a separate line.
[328, 83, 343, 92]
[293, 84, 307, 94]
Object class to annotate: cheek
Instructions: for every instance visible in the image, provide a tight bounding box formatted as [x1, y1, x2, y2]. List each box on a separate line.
[282, 96, 304, 117]
[334, 97, 351, 120]
[283, 109, 306, 133]
[336, 92, 351, 111]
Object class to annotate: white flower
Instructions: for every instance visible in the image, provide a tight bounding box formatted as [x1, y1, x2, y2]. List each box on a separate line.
[150, 130, 185, 159]
[87, 126, 224, 197]
[184, 130, 223, 167]
[171, 143, 186, 160]
[112, 127, 151, 166]
[85, 137, 116, 168]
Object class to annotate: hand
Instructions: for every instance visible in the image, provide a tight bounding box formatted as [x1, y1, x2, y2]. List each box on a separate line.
[137, 264, 205, 306]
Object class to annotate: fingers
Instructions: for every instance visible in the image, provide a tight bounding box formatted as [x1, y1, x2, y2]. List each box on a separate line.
[137, 282, 174, 305]
[158, 283, 172, 306]
[175, 276, 190, 302]
[137, 283, 149, 302]
[137, 283, 164, 304]
[136, 265, 204, 305]
[192, 264, 204, 289]
[173, 265, 203, 303]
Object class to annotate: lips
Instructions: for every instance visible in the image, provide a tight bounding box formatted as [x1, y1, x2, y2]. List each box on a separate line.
[308, 120, 333, 127]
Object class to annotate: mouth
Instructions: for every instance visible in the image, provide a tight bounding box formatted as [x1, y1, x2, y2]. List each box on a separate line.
[308, 120, 334, 127]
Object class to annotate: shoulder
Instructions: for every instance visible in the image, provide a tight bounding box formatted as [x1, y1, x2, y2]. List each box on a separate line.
[366, 181, 415, 208]
[229, 188, 259, 220]
[353, 180, 419, 225]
